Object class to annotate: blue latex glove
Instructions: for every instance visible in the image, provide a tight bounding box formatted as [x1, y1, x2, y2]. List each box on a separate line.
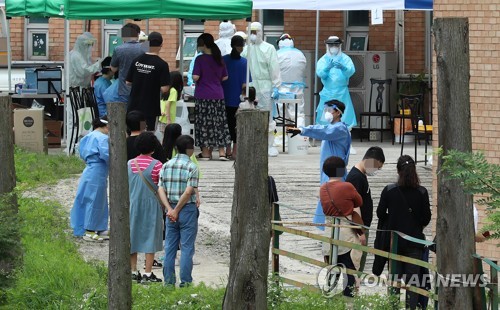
[271, 88, 280, 100]
[332, 61, 346, 71]
[326, 58, 335, 70]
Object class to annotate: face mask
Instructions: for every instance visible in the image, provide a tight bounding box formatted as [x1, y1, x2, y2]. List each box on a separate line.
[329, 46, 340, 55]
[365, 167, 379, 176]
[250, 34, 257, 43]
[240, 94, 246, 102]
[324, 111, 334, 123]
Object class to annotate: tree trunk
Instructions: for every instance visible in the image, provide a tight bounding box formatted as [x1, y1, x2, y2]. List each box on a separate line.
[106, 102, 131, 310]
[223, 110, 270, 310]
[0, 95, 19, 280]
[434, 18, 476, 309]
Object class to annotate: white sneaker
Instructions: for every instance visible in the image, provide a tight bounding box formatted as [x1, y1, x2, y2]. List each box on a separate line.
[268, 147, 279, 157]
[350, 146, 357, 155]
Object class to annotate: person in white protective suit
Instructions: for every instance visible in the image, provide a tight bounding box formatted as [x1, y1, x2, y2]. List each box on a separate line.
[67, 32, 101, 153]
[233, 31, 248, 40]
[69, 32, 100, 88]
[316, 36, 358, 154]
[215, 21, 235, 56]
[276, 33, 307, 127]
[241, 22, 282, 157]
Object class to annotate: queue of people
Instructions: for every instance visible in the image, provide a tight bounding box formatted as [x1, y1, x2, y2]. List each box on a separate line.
[67, 22, 438, 304]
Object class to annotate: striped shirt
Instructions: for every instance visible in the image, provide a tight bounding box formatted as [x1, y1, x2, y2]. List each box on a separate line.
[159, 154, 199, 203]
[129, 155, 163, 184]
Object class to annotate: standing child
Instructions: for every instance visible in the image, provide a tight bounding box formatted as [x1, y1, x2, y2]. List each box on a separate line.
[158, 71, 184, 134]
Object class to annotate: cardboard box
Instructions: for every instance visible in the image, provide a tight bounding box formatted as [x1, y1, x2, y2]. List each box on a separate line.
[45, 120, 62, 147]
[13, 109, 47, 153]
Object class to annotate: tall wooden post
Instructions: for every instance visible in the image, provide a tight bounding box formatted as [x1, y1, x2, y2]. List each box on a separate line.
[223, 110, 270, 310]
[106, 102, 131, 310]
[0, 95, 19, 279]
[434, 18, 476, 309]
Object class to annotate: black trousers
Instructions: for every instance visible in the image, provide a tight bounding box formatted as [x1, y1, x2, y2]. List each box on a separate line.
[389, 247, 428, 310]
[338, 251, 356, 297]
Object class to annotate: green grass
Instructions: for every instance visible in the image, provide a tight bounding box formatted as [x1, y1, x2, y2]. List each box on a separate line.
[2, 148, 409, 309]
[3, 198, 108, 309]
[14, 146, 84, 191]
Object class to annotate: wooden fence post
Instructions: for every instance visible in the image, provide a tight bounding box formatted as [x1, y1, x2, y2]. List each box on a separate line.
[223, 110, 270, 310]
[106, 102, 131, 310]
[0, 95, 19, 280]
[434, 17, 476, 309]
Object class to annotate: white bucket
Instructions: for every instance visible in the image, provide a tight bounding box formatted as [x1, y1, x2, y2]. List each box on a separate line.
[288, 135, 309, 155]
[395, 135, 415, 143]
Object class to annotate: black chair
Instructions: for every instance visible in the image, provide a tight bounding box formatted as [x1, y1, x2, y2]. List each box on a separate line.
[273, 99, 299, 153]
[68, 87, 83, 155]
[399, 94, 431, 165]
[359, 78, 392, 142]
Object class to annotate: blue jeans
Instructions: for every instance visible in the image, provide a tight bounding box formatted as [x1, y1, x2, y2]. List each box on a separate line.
[163, 202, 199, 285]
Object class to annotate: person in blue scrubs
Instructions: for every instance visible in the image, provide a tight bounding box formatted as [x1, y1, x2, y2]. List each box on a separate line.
[94, 57, 113, 117]
[315, 36, 356, 128]
[70, 117, 110, 241]
[287, 100, 351, 229]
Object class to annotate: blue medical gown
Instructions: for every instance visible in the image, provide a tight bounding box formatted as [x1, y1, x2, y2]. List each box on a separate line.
[300, 122, 351, 229]
[315, 53, 356, 128]
[70, 130, 110, 236]
[94, 76, 112, 117]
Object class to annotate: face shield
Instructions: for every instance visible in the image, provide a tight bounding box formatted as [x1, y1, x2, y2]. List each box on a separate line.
[277, 34, 294, 49]
[325, 36, 342, 56]
[321, 104, 342, 123]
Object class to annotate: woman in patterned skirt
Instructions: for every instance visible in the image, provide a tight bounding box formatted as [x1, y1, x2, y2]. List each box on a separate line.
[192, 33, 231, 161]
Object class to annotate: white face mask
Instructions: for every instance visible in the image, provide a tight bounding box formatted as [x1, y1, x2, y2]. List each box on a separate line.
[365, 167, 379, 176]
[240, 94, 246, 102]
[249, 34, 257, 43]
[329, 46, 340, 56]
[324, 111, 334, 123]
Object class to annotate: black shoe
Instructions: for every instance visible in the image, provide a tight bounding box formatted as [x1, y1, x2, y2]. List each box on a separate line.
[141, 272, 162, 283]
[132, 272, 142, 283]
[144, 259, 163, 269]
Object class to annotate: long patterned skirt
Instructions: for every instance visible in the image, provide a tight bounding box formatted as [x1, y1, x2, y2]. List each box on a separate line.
[194, 98, 231, 148]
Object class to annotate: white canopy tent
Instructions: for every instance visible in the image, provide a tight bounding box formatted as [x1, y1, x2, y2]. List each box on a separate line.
[251, 0, 433, 122]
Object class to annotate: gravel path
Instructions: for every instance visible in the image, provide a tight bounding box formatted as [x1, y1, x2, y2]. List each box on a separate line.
[32, 141, 433, 291]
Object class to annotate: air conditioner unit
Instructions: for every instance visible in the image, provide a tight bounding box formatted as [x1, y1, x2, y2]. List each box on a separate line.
[345, 51, 398, 129]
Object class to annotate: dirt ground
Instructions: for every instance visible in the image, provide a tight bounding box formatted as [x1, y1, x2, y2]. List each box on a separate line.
[34, 142, 432, 292]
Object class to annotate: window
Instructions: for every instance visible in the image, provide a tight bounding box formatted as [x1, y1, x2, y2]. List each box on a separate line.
[25, 17, 49, 60]
[263, 10, 284, 27]
[176, 33, 199, 60]
[177, 20, 203, 61]
[345, 11, 369, 51]
[347, 11, 369, 27]
[102, 19, 123, 57]
[262, 10, 284, 50]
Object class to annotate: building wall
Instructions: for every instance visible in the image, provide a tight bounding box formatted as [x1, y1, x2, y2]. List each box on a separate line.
[432, 0, 500, 263]
[8, 11, 427, 74]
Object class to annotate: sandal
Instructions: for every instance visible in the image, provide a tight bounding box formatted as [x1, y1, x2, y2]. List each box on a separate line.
[219, 154, 229, 161]
[83, 232, 104, 242]
[196, 153, 211, 161]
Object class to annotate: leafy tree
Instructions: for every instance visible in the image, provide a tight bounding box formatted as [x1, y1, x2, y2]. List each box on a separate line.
[439, 149, 499, 240]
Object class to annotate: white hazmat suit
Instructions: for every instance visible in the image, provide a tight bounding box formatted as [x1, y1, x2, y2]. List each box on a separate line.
[277, 34, 307, 127]
[67, 32, 100, 154]
[215, 21, 235, 56]
[69, 32, 100, 88]
[241, 22, 282, 157]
